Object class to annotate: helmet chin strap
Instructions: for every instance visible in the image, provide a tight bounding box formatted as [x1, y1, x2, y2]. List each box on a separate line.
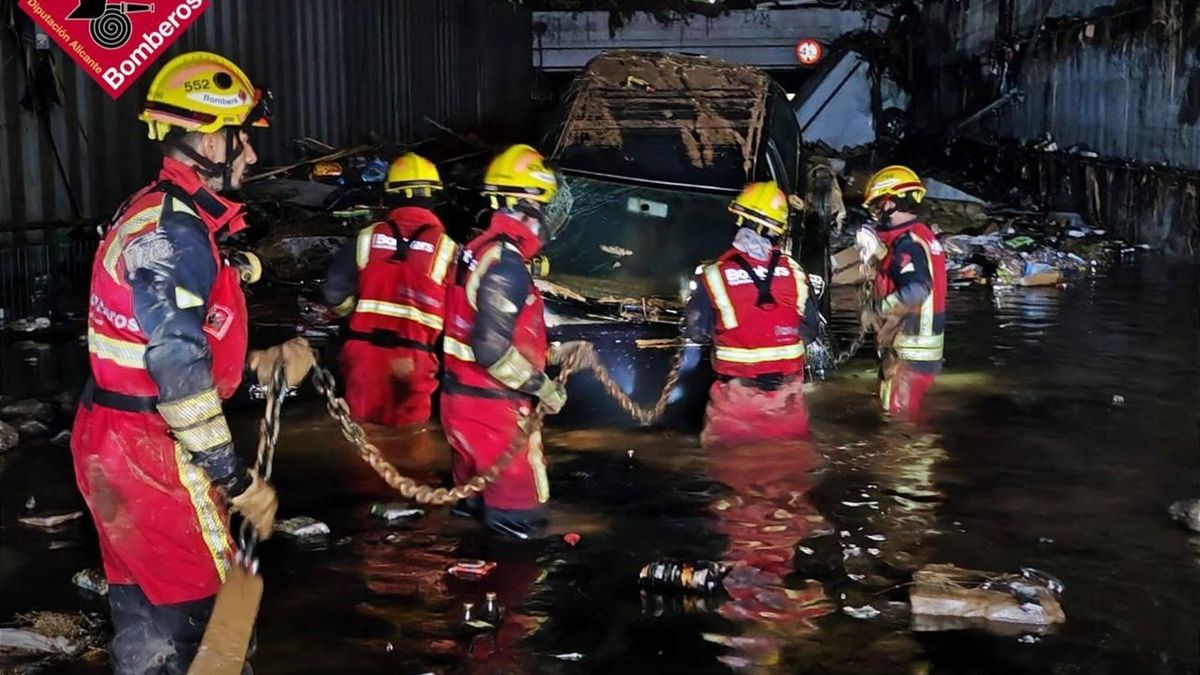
[166, 127, 245, 193]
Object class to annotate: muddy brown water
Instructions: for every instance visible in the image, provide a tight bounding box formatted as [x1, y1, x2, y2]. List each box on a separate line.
[1, 260, 1198, 674]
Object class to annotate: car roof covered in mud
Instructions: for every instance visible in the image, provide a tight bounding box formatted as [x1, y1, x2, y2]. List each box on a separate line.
[550, 50, 772, 190]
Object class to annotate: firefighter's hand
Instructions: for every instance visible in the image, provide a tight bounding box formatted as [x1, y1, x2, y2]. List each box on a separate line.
[229, 471, 278, 540]
[856, 225, 884, 265]
[548, 340, 595, 367]
[535, 379, 568, 415]
[248, 337, 317, 388]
[860, 308, 882, 333]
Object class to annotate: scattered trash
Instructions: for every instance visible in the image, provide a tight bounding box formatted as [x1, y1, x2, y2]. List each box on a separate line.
[842, 605, 881, 620]
[6, 317, 52, 333]
[554, 652, 585, 661]
[462, 592, 504, 630]
[51, 430, 71, 445]
[865, 534, 886, 542]
[867, 548, 882, 556]
[0, 399, 55, 423]
[1168, 499, 1200, 532]
[910, 564, 1065, 632]
[273, 516, 330, 539]
[563, 532, 581, 547]
[1038, 536, 1055, 545]
[0, 628, 79, 655]
[25, 496, 36, 510]
[841, 500, 878, 507]
[19, 511, 84, 529]
[369, 503, 425, 522]
[1111, 394, 1125, 407]
[0, 421, 17, 452]
[385, 642, 394, 653]
[1018, 634, 1041, 644]
[17, 420, 50, 437]
[72, 569, 108, 596]
[447, 559, 498, 580]
[638, 560, 728, 595]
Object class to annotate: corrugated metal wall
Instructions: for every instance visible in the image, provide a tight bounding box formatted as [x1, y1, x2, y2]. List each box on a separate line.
[0, 0, 532, 229]
[923, 0, 1200, 170]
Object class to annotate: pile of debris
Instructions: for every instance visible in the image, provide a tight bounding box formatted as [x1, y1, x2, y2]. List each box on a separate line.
[825, 174, 1142, 290]
[939, 210, 1134, 288]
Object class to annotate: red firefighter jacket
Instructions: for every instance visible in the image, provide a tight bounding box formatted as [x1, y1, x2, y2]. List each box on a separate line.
[340, 207, 457, 349]
[442, 212, 549, 397]
[874, 219, 947, 365]
[690, 246, 817, 379]
[86, 157, 249, 489]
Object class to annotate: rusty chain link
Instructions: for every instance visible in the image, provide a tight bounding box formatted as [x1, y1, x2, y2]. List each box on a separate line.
[298, 340, 686, 506]
[833, 267, 875, 367]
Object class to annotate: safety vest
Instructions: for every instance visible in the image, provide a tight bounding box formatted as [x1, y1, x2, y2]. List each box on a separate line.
[443, 212, 546, 394]
[87, 165, 248, 401]
[699, 247, 811, 379]
[874, 220, 947, 362]
[347, 206, 456, 348]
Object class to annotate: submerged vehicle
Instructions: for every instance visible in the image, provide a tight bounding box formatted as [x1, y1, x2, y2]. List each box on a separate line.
[538, 50, 831, 427]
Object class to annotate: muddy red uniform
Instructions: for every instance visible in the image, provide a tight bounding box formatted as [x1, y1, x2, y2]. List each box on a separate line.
[71, 158, 252, 606]
[440, 212, 552, 529]
[323, 207, 457, 426]
[688, 242, 820, 448]
[874, 219, 947, 417]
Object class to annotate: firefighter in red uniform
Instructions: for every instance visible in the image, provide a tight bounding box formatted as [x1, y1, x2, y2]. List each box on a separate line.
[69, 52, 310, 674]
[440, 144, 566, 540]
[686, 181, 821, 448]
[859, 165, 947, 419]
[322, 153, 457, 426]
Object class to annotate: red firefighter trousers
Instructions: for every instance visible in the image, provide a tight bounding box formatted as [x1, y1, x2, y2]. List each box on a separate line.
[71, 404, 232, 606]
[341, 340, 439, 427]
[701, 374, 811, 449]
[879, 359, 937, 421]
[440, 393, 546, 511]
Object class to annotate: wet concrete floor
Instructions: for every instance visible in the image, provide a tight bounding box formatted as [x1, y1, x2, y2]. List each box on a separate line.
[2, 259, 1198, 673]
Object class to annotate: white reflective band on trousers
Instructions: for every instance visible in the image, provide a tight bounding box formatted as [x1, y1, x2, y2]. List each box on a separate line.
[443, 336, 476, 362]
[354, 299, 444, 331]
[714, 341, 806, 364]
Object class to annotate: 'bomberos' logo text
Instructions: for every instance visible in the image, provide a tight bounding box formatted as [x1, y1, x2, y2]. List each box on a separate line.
[19, 0, 210, 99]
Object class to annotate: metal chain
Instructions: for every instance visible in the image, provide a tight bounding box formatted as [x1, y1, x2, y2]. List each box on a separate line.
[303, 340, 687, 505]
[556, 341, 687, 425]
[833, 270, 875, 367]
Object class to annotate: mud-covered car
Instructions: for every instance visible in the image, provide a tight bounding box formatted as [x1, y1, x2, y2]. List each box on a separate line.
[536, 51, 831, 428]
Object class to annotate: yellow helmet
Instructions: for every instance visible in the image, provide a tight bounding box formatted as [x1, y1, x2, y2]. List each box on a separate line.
[481, 144, 558, 206]
[386, 153, 442, 197]
[138, 51, 272, 141]
[862, 165, 926, 207]
[729, 181, 790, 236]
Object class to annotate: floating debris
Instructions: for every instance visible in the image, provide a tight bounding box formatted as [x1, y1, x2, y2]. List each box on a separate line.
[370, 503, 425, 522]
[0, 399, 55, 423]
[1111, 394, 1125, 407]
[638, 560, 728, 595]
[0, 421, 17, 452]
[19, 511, 84, 529]
[910, 563, 1065, 631]
[1168, 499, 1200, 532]
[563, 532, 581, 547]
[72, 569, 108, 596]
[274, 516, 330, 539]
[843, 605, 881, 620]
[51, 430, 71, 445]
[447, 559, 497, 580]
[866, 534, 886, 542]
[554, 652, 585, 661]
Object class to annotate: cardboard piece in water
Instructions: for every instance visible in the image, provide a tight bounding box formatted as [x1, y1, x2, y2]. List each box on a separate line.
[910, 563, 1065, 634]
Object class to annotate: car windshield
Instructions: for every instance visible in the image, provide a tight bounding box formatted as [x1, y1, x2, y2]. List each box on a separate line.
[543, 174, 735, 300]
